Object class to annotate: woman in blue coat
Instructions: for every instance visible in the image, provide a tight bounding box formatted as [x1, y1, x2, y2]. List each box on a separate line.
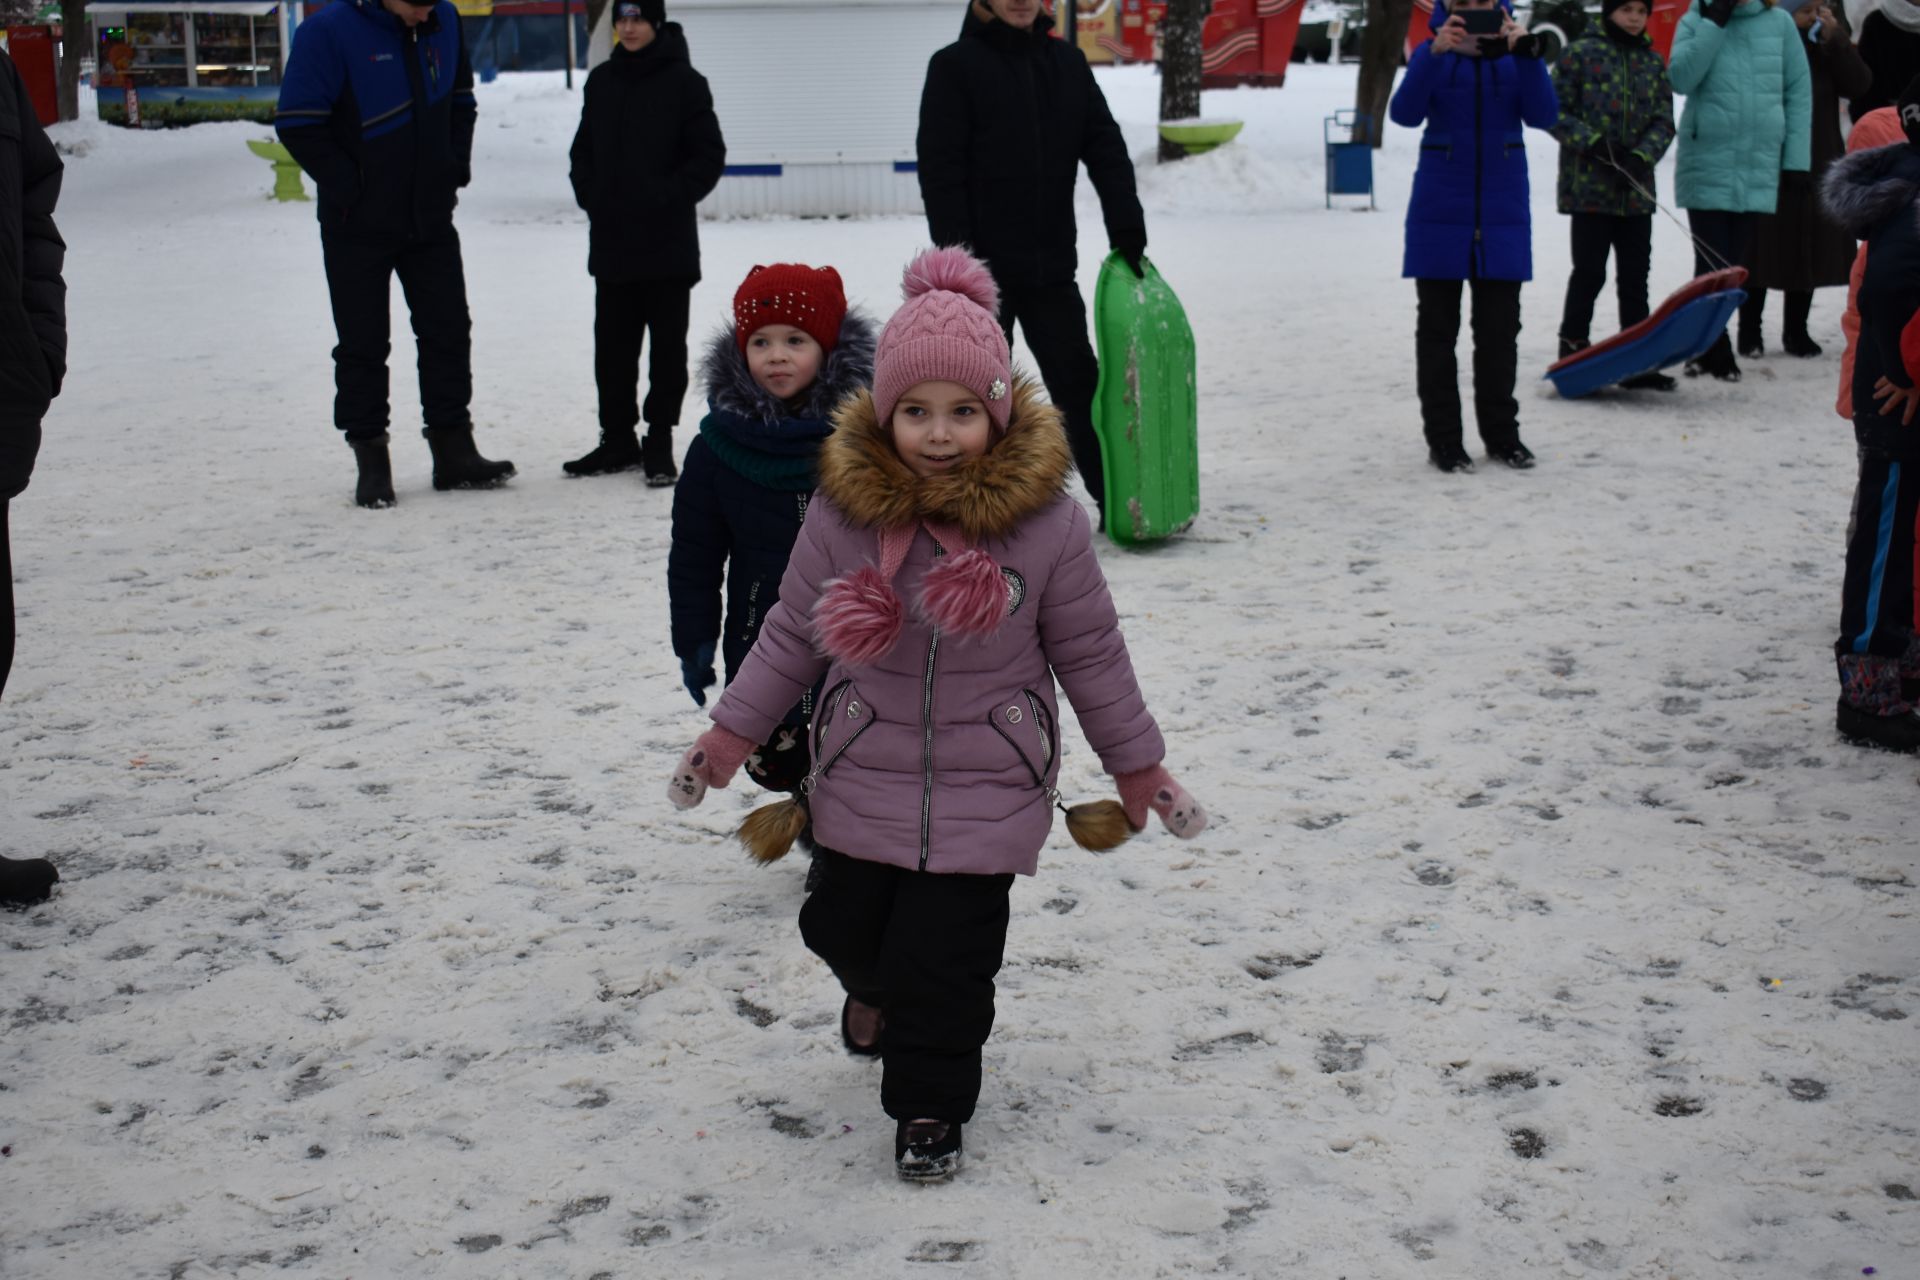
[1667, 0, 1811, 380]
[1392, 0, 1558, 473]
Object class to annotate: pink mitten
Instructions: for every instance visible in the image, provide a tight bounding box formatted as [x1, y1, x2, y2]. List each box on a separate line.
[1114, 764, 1208, 839]
[667, 726, 758, 810]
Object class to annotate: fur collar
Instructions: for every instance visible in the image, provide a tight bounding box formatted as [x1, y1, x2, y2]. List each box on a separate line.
[816, 374, 1074, 544]
[701, 310, 877, 426]
[1821, 142, 1920, 237]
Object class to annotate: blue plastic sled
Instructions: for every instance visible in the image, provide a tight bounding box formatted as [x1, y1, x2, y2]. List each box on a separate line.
[1545, 267, 1749, 399]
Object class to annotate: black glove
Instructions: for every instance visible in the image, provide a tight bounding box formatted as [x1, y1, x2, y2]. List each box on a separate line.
[1112, 231, 1147, 279]
[1508, 31, 1543, 58]
[1621, 151, 1655, 185]
[681, 641, 717, 707]
[1702, 0, 1735, 26]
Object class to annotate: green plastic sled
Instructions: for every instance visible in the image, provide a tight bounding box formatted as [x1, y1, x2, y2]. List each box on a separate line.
[1091, 251, 1199, 545]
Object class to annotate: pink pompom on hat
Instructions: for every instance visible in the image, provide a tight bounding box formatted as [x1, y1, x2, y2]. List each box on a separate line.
[871, 246, 1014, 435]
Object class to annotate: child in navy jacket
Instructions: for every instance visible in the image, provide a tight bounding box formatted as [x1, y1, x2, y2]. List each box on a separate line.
[667, 264, 875, 788]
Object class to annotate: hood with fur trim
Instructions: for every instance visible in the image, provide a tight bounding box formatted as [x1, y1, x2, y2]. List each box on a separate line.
[701, 308, 876, 427]
[816, 373, 1074, 544]
[1821, 142, 1920, 238]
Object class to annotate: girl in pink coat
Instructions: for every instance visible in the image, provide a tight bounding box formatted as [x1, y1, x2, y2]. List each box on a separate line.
[666, 246, 1206, 1181]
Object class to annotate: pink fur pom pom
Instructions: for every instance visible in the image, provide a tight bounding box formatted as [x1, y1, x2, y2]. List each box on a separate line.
[918, 548, 1009, 638]
[901, 246, 1000, 316]
[814, 565, 905, 665]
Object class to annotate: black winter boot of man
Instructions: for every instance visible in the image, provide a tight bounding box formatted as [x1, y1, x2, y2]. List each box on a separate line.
[562, 427, 643, 477]
[1620, 369, 1679, 391]
[350, 434, 395, 509]
[0, 855, 58, 906]
[895, 1119, 963, 1181]
[641, 429, 678, 489]
[425, 428, 516, 492]
[1558, 335, 1590, 359]
[1429, 443, 1475, 474]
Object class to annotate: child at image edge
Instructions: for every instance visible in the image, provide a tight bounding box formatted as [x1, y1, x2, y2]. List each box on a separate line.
[1818, 81, 1920, 751]
[666, 247, 1209, 1181]
[667, 263, 876, 791]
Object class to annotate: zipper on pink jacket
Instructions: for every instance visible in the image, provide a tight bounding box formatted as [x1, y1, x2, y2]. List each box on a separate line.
[917, 633, 940, 871]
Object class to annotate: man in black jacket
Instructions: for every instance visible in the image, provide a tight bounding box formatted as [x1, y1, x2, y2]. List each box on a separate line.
[916, 0, 1147, 529]
[566, 0, 726, 485]
[276, 0, 515, 508]
[0, 49, 65, 905]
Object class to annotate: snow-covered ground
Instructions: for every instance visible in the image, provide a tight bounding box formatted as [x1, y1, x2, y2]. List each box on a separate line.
[3, 60, 1913, 1280]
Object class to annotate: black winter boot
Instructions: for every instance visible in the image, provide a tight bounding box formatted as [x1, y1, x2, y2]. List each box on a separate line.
[1558, 335, 1590, 359]
[0, 855, 58, 906]
[1685, 335, 1741, 382]
[1782, 290, 1821, 357]
[350, 434, 395, 509]
[1836, 701, 1920, 753]
[425, 428, 516, 491]
[1620, 370, 1679, 391]
[1428, 443, 1475, 474]
[641, 430, 678, 489]
[562, 427, 643, 477]
[895, 1119, 963, 1181]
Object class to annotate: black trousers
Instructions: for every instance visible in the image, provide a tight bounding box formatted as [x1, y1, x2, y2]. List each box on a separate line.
[1687, 209, 1758, 361]
[1560, 212, 1653, 344]
[1414, 277, 1522, 451]
[1837, 447, 1919, 663]
[594, 279, 692, 436]
[1000, 281, 1104, 514]
[798, 846, 1014, 1124]
[1, 500, 12, 700]
[1738, 288, 1813, 339]
[321, 226, 473, 443]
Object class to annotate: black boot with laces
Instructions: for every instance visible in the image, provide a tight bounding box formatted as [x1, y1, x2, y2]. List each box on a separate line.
[563, 427, 643, 477]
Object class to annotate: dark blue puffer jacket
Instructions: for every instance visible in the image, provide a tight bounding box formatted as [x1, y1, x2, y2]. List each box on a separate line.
[274, 0, 476, 238]
[1822, 141, 1920, 460]
[1390, 0, 1558, 281]
[667, 311, 877, 716]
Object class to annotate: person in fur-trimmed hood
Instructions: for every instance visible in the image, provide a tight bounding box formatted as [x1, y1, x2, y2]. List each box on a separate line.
[667, 262, 875, 790]
[1816, 77, 1920, 751]
[665, 246, 1206, 1182]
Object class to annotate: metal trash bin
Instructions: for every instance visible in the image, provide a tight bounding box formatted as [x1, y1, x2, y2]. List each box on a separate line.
[1324, 108, 1375, 210]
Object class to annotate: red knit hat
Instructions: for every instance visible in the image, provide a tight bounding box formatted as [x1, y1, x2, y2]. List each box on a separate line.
[733, 263, 848, 355]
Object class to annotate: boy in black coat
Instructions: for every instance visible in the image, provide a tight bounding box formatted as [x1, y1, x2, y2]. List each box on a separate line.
[567, 0, 726, 486]
[915, 0, 1145, 530]
[668, 264, 874, 788]
[0, 48, 65, 904]
[1818, 77, 1920, 752]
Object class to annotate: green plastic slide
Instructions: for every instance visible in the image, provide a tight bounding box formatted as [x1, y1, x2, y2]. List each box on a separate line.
[1090, 251, 1199, 546]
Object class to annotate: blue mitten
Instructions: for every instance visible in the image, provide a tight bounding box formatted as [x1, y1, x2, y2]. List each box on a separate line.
[681, 641, 717, 707]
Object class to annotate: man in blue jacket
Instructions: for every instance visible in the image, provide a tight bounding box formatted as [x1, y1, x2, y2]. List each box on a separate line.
[276, 0, 514, 508]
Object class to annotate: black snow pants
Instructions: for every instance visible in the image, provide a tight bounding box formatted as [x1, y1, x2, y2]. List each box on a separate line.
[1560, 212, 1653, 345]
[321, 225, 473, 443]
[999, 281, 1104, 519]
[1415, 276, 1522, 452]
[1837, 445, 1919, 664]
[593, 279, 692, 437]
[798, 846, 1014, 1124]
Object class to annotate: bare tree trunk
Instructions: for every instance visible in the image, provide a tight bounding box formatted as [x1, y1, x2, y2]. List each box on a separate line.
[1353, 0, 1413, 147]
[1156, 0, 1204, 162]
[58, 0, 85, 121]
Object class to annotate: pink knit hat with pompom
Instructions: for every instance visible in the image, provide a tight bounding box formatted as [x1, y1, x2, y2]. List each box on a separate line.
[871, 247, 1014, 435]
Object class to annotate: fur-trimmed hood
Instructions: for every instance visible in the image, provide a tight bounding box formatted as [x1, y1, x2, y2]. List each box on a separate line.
[1821, 142, 1920, 238]
[815, 373, 1074, 544]
[701, 309, 877, 427]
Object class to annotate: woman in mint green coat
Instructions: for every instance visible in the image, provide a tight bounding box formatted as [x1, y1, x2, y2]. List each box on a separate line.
[1668, 0, 1812, 380]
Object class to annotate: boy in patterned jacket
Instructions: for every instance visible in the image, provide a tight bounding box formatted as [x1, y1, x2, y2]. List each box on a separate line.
[1551, 0, 1679, 390]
